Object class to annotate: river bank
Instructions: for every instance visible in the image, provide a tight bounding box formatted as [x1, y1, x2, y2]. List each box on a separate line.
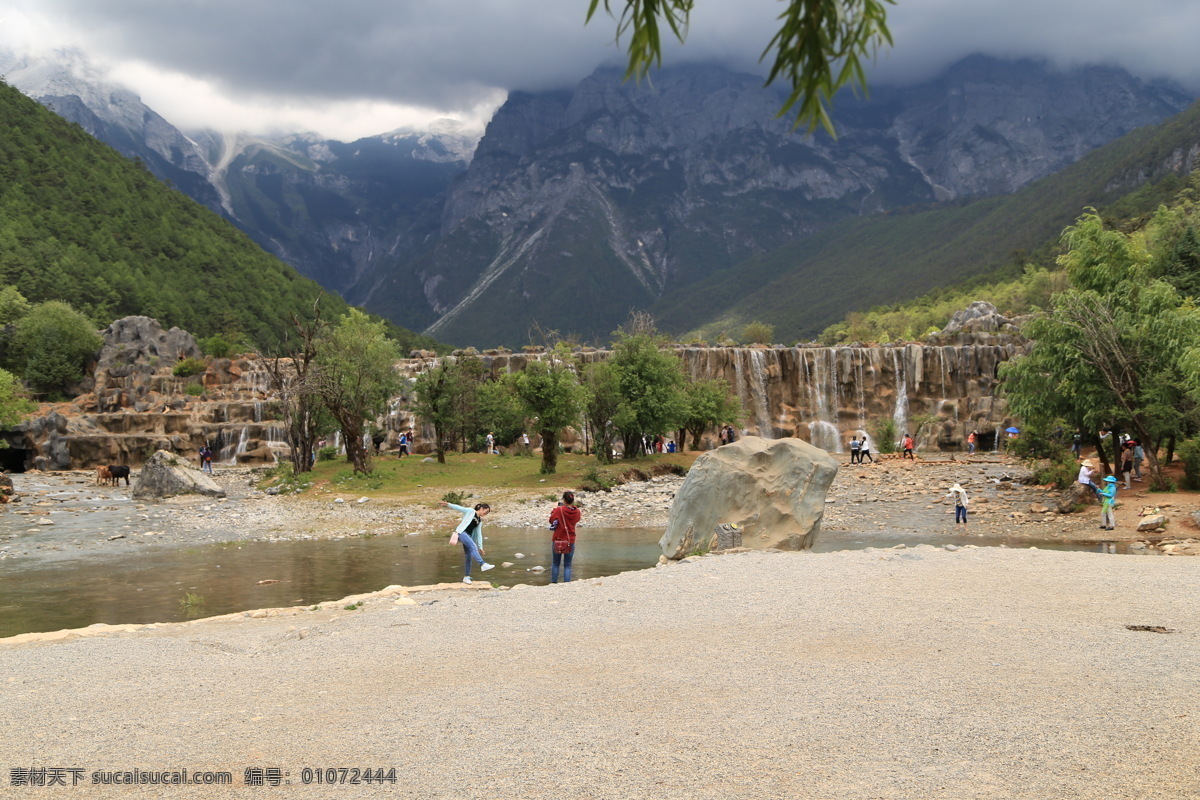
[2, 546, 1197, 799]
[3, 453, 1198, 563]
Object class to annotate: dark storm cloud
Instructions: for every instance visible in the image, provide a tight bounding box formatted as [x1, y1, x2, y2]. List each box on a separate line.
[14, 0, 1200, 114]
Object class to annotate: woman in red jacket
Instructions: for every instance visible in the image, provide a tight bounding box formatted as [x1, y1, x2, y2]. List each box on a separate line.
[548, 491, 582, 583]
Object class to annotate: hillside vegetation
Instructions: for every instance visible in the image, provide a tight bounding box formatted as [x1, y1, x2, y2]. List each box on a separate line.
[0, 80, 439, 354]
[659, 102, 1200, 344]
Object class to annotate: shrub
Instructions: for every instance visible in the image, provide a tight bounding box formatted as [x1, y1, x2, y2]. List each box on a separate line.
[872, 418, 899, 454]
[1178, 438, 1200, 491]
[442, 490, 472, 505]
[578, 465, 617, 493]
[173, 357, 207, 377]
[184, 383, 204, 396]
[317, 445, 338, 461]
[201, 334, 233, 359]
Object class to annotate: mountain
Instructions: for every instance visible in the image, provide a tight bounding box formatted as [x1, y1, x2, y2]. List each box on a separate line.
[366, 57, 1190, 346]
[1, 47, 478, 305]
[10, 49, 1193, 348]
[660, 100, 1200, 343]
[0, 79, 439, 354]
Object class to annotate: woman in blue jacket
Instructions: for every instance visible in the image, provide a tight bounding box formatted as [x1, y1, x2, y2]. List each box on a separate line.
[441, 501, 495, 583]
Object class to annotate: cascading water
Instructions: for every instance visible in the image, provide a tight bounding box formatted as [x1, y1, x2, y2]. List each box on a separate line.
[747, 349, 774, 438]
[891, 348, 909, 441]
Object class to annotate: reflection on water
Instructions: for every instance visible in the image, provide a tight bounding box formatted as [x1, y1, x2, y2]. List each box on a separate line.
[0, 523, 1141, 638]
[0, 527, 664, 638]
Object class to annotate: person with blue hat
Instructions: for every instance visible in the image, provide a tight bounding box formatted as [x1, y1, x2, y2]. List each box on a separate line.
[1099, 475, 1119, 530]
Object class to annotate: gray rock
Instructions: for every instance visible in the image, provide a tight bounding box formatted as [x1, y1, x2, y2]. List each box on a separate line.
[131, 450, 226, 500]
[1137, 514, 1167, 532]
[660, 436, 839, 558]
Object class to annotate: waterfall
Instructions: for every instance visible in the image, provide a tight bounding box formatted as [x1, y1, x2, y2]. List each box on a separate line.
[891, 348, 909, 439]
[748, 349, 774, 438]
[227, 427, 249, 465]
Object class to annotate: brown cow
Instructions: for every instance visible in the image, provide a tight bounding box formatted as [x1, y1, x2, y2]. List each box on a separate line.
[95, 466, 112, 485]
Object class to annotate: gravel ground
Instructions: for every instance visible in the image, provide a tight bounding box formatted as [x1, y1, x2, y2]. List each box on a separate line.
[2, 546, 1198, 798]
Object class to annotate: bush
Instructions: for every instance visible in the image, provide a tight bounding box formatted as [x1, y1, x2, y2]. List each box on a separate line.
[317, 445, 338, 461]
[1178, 438, 1200, 491]
[578, 465, 618, 492]
[184, 383, 204, 396]
[872, 418, 899, 454]
[202, 335, 230, 359]
[442, 490, 472, 505]
[173, 357, 207, 377]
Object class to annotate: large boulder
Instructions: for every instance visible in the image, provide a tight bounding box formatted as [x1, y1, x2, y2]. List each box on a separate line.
[131, 449, 225, 500]
[660, 436, 839, 558]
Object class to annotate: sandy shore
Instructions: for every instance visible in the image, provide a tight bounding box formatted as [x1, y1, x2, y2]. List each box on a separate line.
[2, 546, 1197, 798]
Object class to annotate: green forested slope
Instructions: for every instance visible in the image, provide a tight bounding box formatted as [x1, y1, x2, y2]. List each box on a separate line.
[656, 101, 1200, 343]
[0, 81, 439, 353]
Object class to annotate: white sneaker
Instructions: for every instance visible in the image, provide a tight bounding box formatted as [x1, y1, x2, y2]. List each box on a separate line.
[481, 562, 495, 572]
[462, 576, 472, 584]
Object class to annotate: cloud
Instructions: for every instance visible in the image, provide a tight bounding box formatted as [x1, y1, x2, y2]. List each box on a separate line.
[2, 0, 1197, 141]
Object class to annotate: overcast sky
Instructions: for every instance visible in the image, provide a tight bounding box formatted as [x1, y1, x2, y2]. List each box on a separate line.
[2, 0, 1198, 141]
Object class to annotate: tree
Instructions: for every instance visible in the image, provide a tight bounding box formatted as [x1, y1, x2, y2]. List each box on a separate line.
[0, 286, 31, 325]
[510, 344, 584, 474]
[679, 378, 741, 451]
[742, 320, 775, 345]
[581, 360, 622, 463]
[265, 298, 328, 474]
[0, 368, 35, 441]
[8, 301, 103, 398]
[586, 0, 894, 134]
[609, 329, 687, 456]
[412, 360, 464, 464]
[1002, 211, 1200, 489]
[312, 310, 402, 475]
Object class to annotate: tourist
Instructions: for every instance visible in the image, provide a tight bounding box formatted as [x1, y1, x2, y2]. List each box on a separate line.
[199, 444, 213, 474]
[719, 426, 728, 446]
[1072, 430, 1082, 458]
[521, 431, 530, 451]
[486, 431, 495, 454]
[967, 430, 977, 455]
[441, 500, 495, 583]
[548, 491, 582, 583]
[945, 483, 969, 525]
[859, 433, 874, 463]
[1077, 459, 1100, 498]
[849, 435, 861, 464]
[397, 430, 409, 458]
[902, 434, 915, 460]
[1132, 440, 1144, 481]
[1120, 441, 1136, 490]
[1099, 476, 1119, 530]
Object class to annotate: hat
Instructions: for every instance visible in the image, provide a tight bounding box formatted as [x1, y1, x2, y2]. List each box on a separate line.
[1104, 476, 1117, 483]
[949, 483, 964, 493]
[1081, 459, 1095, 468]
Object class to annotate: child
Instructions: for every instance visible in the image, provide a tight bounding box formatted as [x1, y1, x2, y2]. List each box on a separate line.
[945, 483, 969, 525]
[1099, 476, 1118, 530]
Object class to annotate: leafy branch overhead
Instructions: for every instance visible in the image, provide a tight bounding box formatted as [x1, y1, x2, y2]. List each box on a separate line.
[586, 0, 894, 134]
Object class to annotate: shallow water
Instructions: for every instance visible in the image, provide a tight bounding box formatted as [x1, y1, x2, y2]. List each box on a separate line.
[0, 473, 1143, 638]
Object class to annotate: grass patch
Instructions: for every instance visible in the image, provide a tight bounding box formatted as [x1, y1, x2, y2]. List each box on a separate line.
[276, 450, 699, 501]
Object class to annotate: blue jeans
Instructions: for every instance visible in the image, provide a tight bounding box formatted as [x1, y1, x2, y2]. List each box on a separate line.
[551, 543, 575, 583]
[955, 506, 967, 524]
[460, 536, 484, 576]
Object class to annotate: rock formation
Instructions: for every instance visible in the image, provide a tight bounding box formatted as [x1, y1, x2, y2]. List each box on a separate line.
[131, 450, 225, 500]
[659, 436, 839, 557]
